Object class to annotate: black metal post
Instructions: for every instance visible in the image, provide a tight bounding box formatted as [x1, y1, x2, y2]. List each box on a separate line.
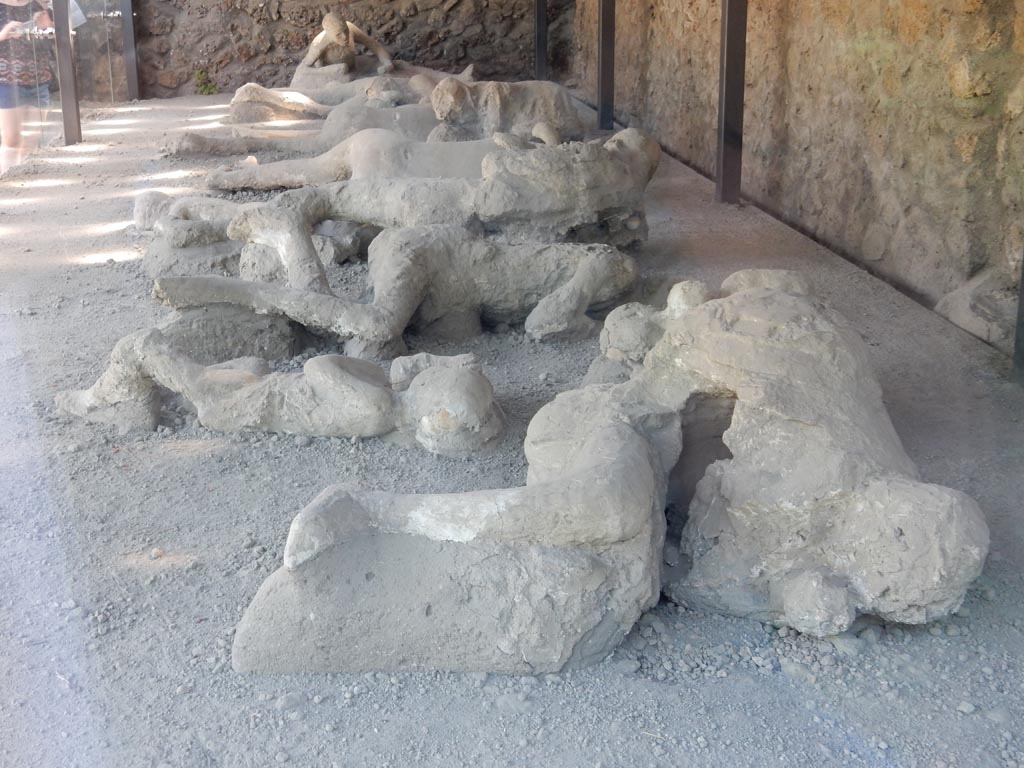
[52, 0, 81, 145]
[714, 0, 747, 203]
[1014, 269, 1024, 385]
[120, 0, 139, 100]
[597, 0, 615, 130]
[534, 0, 547, 80]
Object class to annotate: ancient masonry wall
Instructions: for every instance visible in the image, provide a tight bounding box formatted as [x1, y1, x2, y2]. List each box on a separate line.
[573, 0, 1024, 342]
[132, 0, 574, 96]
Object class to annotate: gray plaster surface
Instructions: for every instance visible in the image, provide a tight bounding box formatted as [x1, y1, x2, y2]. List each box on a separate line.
[0, 96, 1022, 767]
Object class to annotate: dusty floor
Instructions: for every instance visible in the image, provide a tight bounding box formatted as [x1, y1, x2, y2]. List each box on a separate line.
[1, 96, 1023, 768]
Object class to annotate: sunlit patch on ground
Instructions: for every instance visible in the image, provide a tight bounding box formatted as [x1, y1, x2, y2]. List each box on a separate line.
[55, 143, 111, 154]
[8, 177, 72, 188]
[74, 248, 142, 265]
[0, 196, 42, 208]
[145, 169, 199, 181]
[120, 550, 199, 571]
[79, 220, 135, 236]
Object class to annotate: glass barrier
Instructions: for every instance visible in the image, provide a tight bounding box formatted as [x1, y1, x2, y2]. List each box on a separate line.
[1, 0, 135, 173]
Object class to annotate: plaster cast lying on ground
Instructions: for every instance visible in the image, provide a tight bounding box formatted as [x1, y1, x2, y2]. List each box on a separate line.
[206, 129, 535, 191]
[226, 75, 428, 123]
[155, 222, 638, 357]
[56, 329, 502, 457]
[171, 128, 662, 246]
[133, 192, 368, 278]
[166, 97, 439, 157]
[602, 270, 988, 636]
[167, 76, 578, 157]
[233, 385, 674, 674]
[231, 270, 988, 674]
[226, 66, 477, 123]
[427, 77, 585, 144]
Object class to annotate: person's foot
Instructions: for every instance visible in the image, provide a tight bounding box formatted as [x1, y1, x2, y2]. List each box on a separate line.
[525, 292, 599, 341]
[54, 387, 160, 432]
[206, 164, 243, 191]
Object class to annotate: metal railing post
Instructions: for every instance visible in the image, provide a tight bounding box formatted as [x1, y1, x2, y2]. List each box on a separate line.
[1014, 270, 1024, 384]
[597, 0, 615, 130]
[52, 0, 81, 145]
[714, 0, 747, 203]
[534, 0, 547, 80]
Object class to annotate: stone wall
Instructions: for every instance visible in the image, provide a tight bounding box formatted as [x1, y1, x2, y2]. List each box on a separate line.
[134, 0, 574, 97]
[574, 0, 1023, 354]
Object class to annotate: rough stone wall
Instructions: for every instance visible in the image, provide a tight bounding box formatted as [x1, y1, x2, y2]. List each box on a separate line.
[134, 0, 574, 97]
[574, 0, 1024, 342]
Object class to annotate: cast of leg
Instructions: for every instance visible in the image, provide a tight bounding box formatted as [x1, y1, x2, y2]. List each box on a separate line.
[205, 130, 514, 191]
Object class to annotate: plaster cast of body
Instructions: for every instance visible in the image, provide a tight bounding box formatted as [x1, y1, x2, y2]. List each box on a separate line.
[57, 330, 503, 458]
[298, 13, 393, 76]
[427, 77, 585, 144]
[155, 222, 639, 357]
[225, 75, 432, 123]
[169, 128, 661, 245]
[230, 271, 988, 674]
[167, 76, 579, 157]
[225, 64, 476, 123]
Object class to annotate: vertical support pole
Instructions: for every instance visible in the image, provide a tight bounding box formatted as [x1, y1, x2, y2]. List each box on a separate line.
[120, 0, 140, 100]
[1014, 270, 1024, 385]
[534, 0, 548, 80]
[52, 0, 81, 145]
[714, 0, 748, 203]
[597, 0, 615, 130]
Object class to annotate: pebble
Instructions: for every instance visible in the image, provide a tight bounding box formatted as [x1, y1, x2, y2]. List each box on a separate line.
[294, 435, 312, 448]
[149, 548, 165, 560]
[956, 701, 976, 715]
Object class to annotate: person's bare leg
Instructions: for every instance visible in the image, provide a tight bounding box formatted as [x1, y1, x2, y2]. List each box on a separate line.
[15, 104, 42, 164]
[0, 106, 22, 174]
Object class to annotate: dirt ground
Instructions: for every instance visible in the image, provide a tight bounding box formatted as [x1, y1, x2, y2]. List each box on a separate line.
[1, 96, 1023, 768]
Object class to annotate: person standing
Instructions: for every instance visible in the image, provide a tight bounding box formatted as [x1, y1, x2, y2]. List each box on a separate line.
[0, 0, 52, 173]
